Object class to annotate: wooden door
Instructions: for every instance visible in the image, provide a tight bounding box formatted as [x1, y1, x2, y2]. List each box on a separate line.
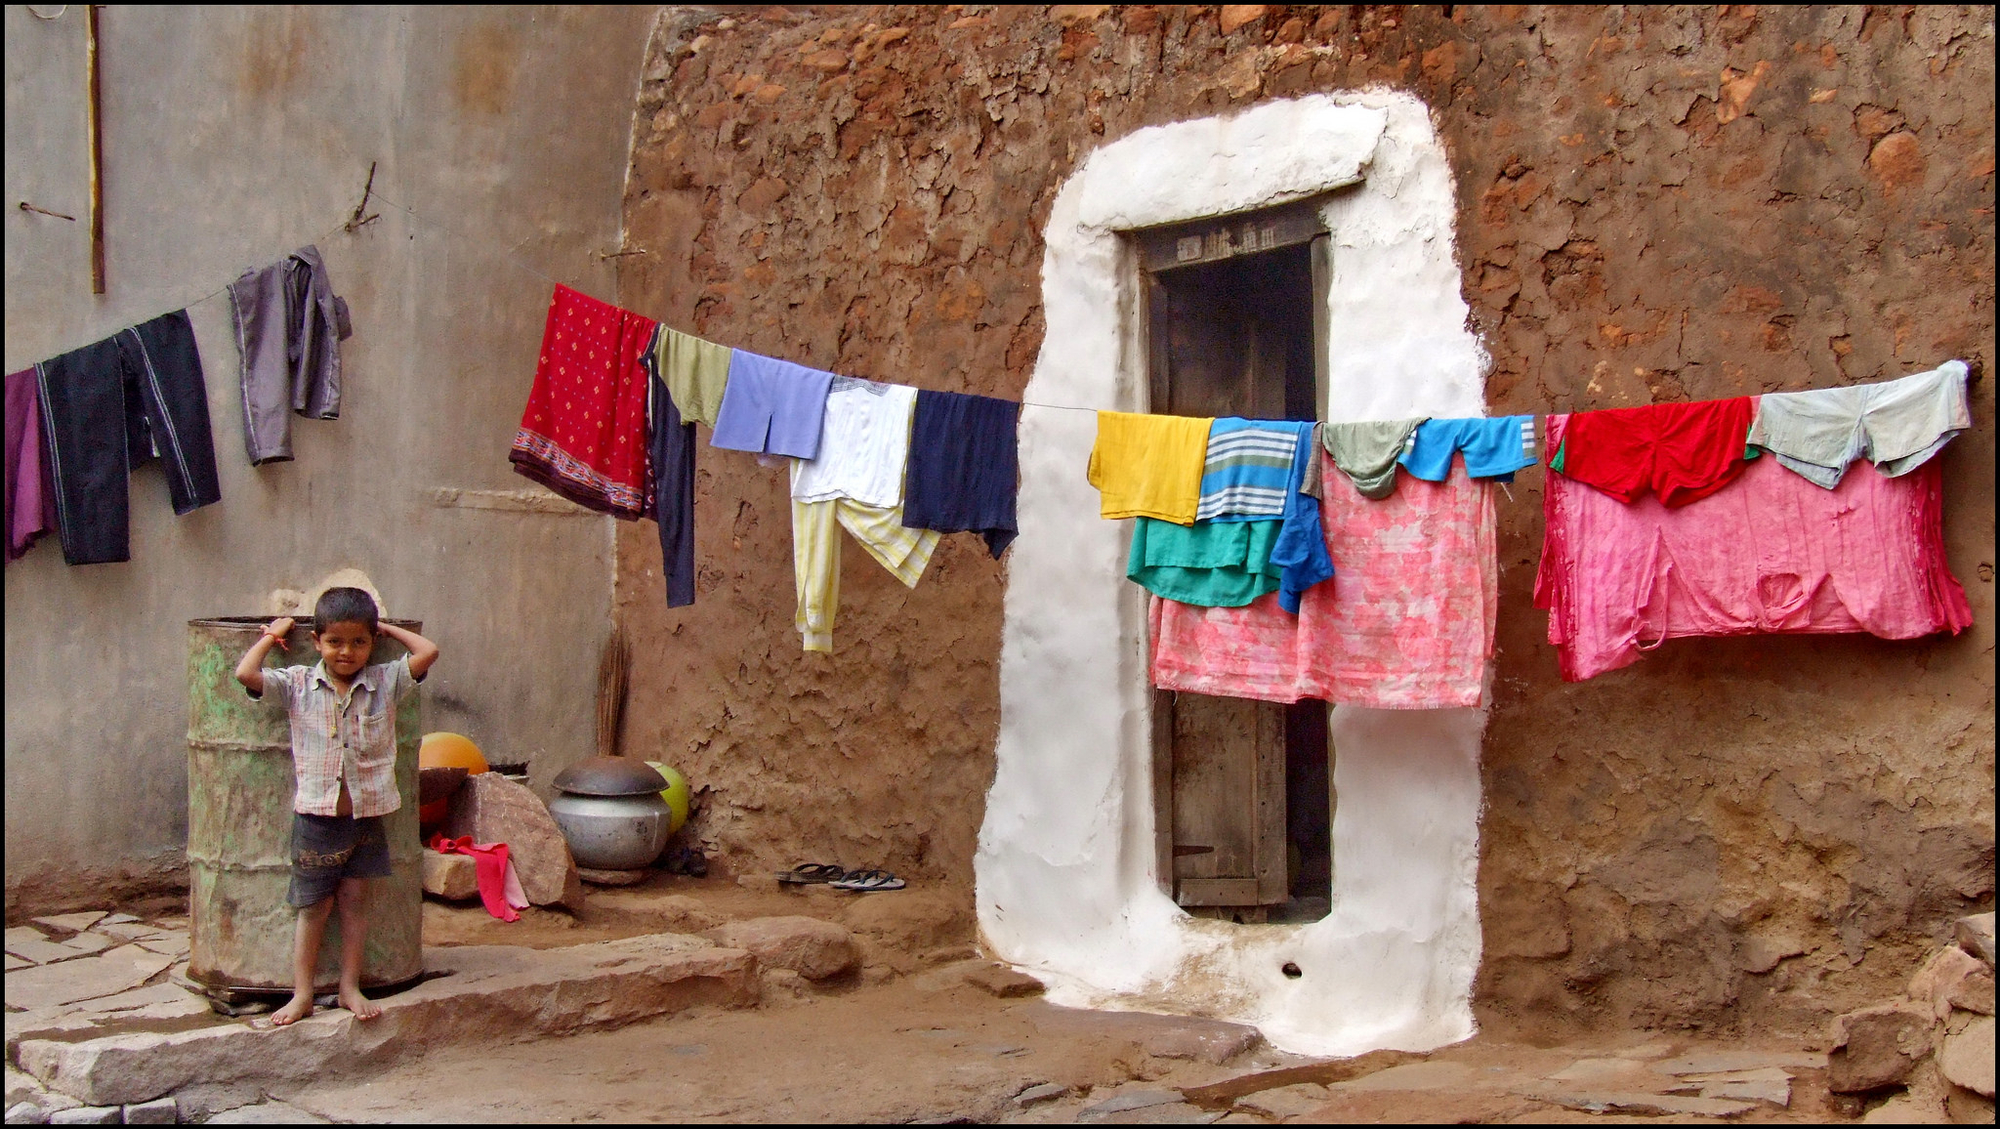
[1141, 221, 1322, 915]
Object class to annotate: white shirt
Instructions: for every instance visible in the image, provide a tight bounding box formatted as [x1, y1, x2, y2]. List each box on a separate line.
[789, 378, 918, 507]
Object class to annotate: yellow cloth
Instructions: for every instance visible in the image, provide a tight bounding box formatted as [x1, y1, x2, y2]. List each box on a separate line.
[655, 327, 733, 427]
[792, 496, 940, 653]
[1087, 411, 1212, 524]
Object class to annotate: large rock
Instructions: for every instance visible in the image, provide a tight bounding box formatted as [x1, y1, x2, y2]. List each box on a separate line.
[1140, 1018, 1260, 1065]
[1958, 913, 1996, 967]
[1940, 1015, 1995, 1098]
[963, 962, 1044, 998]
[420, 850, 479, 901]
[1828, 1002, 1935, 1092]
[439, 774, 582, 910]
[702, 916, 858, 981]
[1910, 945, 1989, 1019]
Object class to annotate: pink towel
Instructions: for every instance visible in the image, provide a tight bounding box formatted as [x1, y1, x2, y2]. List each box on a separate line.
[429, 835, 531, 922]
[1535, 414, 1973, 682]
[1149, 455, 1496, 708]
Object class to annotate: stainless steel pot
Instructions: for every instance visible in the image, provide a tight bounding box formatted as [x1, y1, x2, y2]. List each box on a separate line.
[546, 790, 673, 870]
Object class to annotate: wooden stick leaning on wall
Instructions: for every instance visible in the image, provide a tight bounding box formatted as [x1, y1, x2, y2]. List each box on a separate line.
[595, 627, 628, 760]
[86, 3, 105, 293]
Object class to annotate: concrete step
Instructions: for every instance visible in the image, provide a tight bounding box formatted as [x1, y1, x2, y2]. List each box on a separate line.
[16, 934, 756, 1107]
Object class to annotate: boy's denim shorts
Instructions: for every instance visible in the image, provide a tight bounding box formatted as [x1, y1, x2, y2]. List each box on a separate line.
[288, 813, 391, 907]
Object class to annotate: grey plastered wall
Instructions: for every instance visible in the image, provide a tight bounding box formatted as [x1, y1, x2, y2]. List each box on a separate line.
[3, 5, 655, 905]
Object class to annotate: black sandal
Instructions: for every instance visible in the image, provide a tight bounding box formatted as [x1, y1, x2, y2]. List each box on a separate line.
[830, 868, 905, 891]
[776, 863, 847, 885]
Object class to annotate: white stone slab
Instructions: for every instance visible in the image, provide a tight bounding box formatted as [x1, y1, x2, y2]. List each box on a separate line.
[28, 915, 106, 935]
[1336, 1061, 1481, 1092]
[56, 936, 114, 958]
[3, 948, 176, 1011]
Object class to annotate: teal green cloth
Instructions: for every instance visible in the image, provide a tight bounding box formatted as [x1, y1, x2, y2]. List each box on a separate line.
[1127, 517, 1283, 607]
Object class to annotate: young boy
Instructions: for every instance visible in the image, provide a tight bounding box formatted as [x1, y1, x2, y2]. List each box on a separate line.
[234, 587, 439, 1026]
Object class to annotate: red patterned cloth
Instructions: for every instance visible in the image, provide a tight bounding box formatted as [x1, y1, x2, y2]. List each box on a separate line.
[510, 285, 656, 517]
[1148, 455, 1497, 708]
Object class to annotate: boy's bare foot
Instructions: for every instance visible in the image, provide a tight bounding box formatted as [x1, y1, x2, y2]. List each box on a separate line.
[269, 993, 314, 1027]
[339, 987, 382, 1021]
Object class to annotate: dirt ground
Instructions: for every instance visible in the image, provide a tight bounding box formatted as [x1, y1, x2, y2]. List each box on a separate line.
[265, 976, 1865, 1125]
[241, 879, 1887, 1123]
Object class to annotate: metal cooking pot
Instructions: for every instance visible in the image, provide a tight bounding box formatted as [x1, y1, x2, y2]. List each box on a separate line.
[547, 791, 673, 870]
[549, 757, 674, 870]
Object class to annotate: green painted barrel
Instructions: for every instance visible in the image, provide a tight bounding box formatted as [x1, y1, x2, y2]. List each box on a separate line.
[186, 616, 424, 995]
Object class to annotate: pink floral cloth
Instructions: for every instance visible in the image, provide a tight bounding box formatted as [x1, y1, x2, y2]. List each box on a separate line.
[1535, 413, 1973, 682]
[1149, 455, 1496, 708]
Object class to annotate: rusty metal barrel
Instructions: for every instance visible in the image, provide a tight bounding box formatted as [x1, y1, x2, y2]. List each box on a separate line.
[185, 616, 424, 997]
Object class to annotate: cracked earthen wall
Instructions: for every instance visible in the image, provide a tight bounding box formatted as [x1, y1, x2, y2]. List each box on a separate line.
[615, 4, 1995, 1036]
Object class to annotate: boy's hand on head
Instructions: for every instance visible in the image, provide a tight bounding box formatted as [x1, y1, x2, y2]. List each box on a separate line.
[266, 617, 296, 650]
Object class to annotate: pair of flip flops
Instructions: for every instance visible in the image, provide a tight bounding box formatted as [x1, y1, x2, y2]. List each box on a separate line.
[774, 863, 905, 891]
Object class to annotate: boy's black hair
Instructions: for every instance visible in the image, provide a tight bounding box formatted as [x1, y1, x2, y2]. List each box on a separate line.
[313, 587, 380, 635]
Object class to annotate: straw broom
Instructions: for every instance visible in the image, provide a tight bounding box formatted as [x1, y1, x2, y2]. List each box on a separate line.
[595, 626, 628, 759]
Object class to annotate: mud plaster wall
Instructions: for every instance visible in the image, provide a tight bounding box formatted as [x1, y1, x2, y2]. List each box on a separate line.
[617, 3, 1995, 1036]
[4, 6, 654, 910]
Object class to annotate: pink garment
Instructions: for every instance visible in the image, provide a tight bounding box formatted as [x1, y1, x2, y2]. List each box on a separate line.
[5, 368, 57, 562]
[1535, 413, 1973, 682]
[1149, 455, 1496, 708]
[429, 834, 531, 922]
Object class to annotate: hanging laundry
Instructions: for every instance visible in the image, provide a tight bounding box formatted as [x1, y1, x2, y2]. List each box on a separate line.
[1268, 420, 1334, 613]
[34, 310, 222, 566]
[1087, 411, 1211, 524]
[1322, 418, 1426, 499]
[1148, 455, 1495, 708]
[639, 328, 696, 609]
[710, 350, 835, 460]
[792, 496, 939, 653]
[510, 285, 656, 518]
[1125, 423, 1326, 611]
[1536, 414, 1973, 682]
[1551, 397, 1753, 507]
[1400, 415, 1536, 483]
[652, 325, 733, 428]
[227, 245, 352, 465]
[1297, 422, 1325, 500]
[789, 377, 917, 507]
[1195, 417, 1299, 521]
[6, 369, 58, 562]
[901, 390, 1020, 558]
[1747, 360, 1972, 488]
[1127, 517, 1284, 607]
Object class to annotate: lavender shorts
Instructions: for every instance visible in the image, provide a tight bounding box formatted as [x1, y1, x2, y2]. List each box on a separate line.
[708, 351, 833, 460]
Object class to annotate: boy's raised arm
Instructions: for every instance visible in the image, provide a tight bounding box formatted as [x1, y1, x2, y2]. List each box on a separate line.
[376, 621, 440, 681]
[235, 616, 295, 695]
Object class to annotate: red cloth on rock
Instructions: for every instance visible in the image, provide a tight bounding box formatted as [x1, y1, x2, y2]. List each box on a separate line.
[1556, 397, 1754, 507]
[510, 285, 656, 517]
[429, 834, 529, 922]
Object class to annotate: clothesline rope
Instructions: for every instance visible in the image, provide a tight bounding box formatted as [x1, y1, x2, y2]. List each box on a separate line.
[35, 156, 1974, 423]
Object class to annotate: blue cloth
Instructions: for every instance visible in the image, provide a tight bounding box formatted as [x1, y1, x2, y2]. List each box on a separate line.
[901, 390, 1020, 558]
[1399, 415, 1537, 483]
[1195, 417, 1298, 521]
[1268, 421, 1333, 614]
[709, 350, 834, 458]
